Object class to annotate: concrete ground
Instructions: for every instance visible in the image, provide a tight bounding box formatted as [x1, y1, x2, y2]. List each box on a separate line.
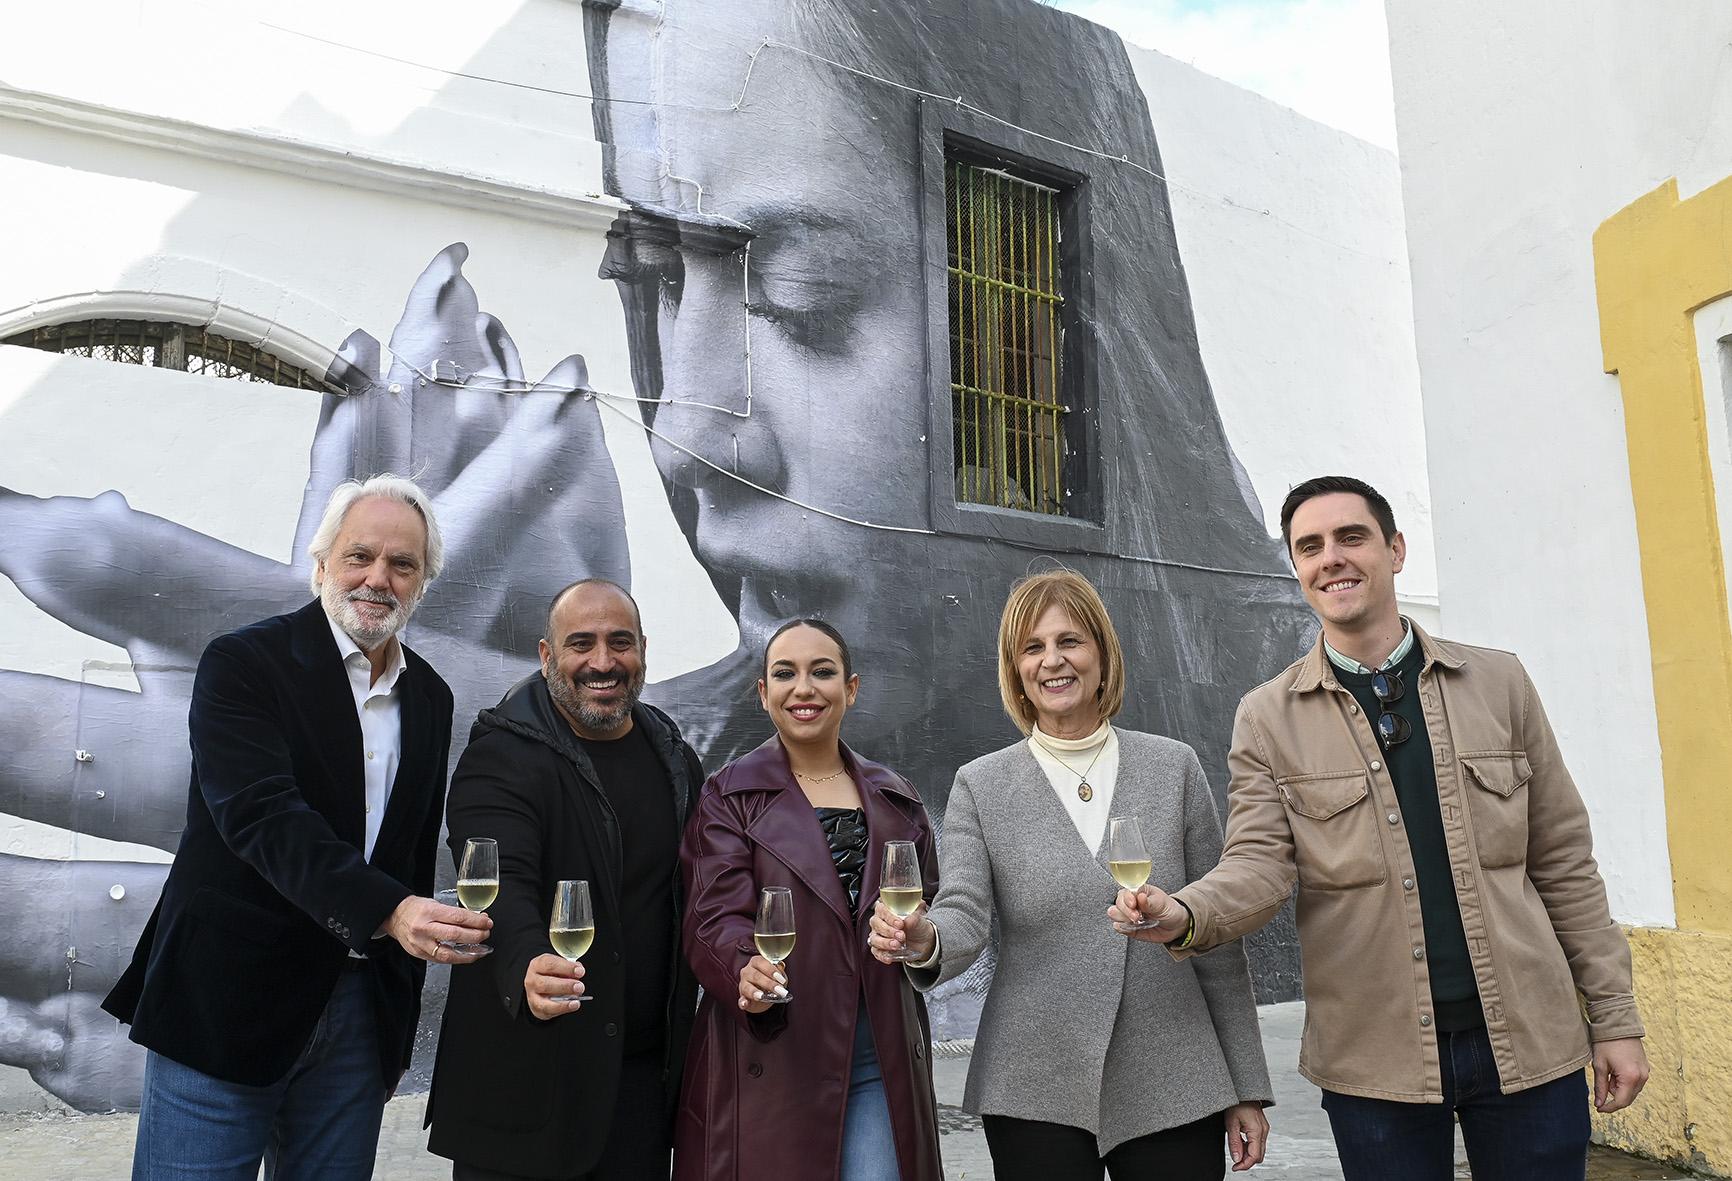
[0, 1002, 1696, 1179]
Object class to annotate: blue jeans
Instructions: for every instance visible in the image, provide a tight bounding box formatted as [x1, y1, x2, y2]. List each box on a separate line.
[1321, 1026, 1590, 1181]
[133, 968, 389, 1181]
[840, 1002, 900, 1181]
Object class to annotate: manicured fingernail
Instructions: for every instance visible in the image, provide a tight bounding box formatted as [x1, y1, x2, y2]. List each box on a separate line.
[773, 972, 787, 985]
[738, 997, 747, 1008]
[773, 986, 788, 998]
[754, 990, 764, 1000]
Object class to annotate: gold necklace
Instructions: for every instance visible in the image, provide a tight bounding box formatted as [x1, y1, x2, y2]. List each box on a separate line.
[1029, 728, 1110, 802]
[795, 767, 848, 783]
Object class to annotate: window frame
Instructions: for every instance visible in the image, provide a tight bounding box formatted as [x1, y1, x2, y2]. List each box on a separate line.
[2, 318, 341, 394]
[917, 98, 1109, 551]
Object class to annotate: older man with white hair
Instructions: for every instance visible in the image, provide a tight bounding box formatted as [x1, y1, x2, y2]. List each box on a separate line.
[103, 474, 492, 1181]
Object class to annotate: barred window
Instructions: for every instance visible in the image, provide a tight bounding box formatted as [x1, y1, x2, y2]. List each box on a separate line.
[4, 319, 335, 392]
[946, 157, 1068, 516]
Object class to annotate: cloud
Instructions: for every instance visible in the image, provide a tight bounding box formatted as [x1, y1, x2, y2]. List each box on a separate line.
[1047, 0, 1397, 150]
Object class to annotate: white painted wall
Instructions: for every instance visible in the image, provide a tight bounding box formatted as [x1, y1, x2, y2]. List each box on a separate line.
[1383, 1, 1732, 925]
[1125, 44, 1438, 623]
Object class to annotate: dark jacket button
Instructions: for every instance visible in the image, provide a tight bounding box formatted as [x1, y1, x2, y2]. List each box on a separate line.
[747, 1063, 763, 1078]
[604, 1022, 618, 1037]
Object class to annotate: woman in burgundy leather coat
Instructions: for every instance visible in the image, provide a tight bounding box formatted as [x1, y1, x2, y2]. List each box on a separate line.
[674, 620, 943, 1181]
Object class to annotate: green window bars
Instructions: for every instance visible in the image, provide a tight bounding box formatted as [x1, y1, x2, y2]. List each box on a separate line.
[946, 156, 1068, 516]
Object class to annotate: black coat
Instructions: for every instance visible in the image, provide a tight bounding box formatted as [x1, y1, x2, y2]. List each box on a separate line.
[426, 675, 702, 1179]
[102, 600, 455, 1087]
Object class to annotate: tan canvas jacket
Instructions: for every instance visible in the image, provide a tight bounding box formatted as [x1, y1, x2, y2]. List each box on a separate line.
[1173, 623, 1643, 1103]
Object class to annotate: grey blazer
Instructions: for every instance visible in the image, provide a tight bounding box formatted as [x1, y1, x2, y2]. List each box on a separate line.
[912, 730, 1272, 1153]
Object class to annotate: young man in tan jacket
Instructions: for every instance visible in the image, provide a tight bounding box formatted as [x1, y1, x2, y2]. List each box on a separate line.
[1114, 475, 1648, 1180]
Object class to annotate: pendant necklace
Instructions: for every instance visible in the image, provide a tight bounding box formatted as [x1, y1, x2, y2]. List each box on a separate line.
[1030, 729, 1110, 802]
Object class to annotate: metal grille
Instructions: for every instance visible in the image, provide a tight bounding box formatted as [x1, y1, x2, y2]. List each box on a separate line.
[946, 158, 1067, 515]
[3, 320, 335, 392]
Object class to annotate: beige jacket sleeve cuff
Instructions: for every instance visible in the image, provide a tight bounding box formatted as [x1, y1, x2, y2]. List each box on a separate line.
[1586, 994, 1645, 1042]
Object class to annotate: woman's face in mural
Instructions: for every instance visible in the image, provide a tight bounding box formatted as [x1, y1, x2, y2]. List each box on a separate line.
[621, 2, 933, 670]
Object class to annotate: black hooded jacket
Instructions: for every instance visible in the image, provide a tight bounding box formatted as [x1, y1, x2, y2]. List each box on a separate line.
[425, 673, 702, 1178]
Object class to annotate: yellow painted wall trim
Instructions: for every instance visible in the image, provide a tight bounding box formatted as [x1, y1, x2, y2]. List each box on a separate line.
[1596, 926, 1732, 1176]
[1593, 175, 1732, 933]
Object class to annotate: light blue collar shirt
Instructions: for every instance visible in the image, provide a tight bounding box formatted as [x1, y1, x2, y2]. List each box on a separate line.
[1323, 618, 1414, 676]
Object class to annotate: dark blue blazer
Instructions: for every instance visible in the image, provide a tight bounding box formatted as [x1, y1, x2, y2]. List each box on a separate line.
[103, 599, 454, 1087]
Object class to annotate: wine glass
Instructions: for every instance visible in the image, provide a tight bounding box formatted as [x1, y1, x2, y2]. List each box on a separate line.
[435, 837, 498, 956]
[754, 886, 795, 1004]
[878, 841, 924, 962]
[1106, 816, 1160, 930]
[548, 879, 594, 1006]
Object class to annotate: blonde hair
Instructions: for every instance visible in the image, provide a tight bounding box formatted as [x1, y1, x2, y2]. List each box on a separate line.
[996, 570, 1126, 735]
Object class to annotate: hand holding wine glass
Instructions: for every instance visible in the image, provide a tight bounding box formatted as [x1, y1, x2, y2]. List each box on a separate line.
[740, 887, 794, 1011]
[1105, 817, 1158, 930]
[1109, 881, 1189, 944]
[433, 837, 499, 958]
[876, 840, 925, 963]
[547, 880, 595, 1005]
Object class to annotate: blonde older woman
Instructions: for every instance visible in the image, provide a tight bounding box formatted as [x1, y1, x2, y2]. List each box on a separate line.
[870, 570, 1272, 1180]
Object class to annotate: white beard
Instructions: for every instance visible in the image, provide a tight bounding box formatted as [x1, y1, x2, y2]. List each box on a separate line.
[321, 580, 413, 651]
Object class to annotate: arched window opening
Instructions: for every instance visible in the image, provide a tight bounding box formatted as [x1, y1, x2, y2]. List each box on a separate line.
[3, 319, 337, 393]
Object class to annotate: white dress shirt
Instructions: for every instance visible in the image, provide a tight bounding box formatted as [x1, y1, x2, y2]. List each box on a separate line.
[326, 614, 406, 863]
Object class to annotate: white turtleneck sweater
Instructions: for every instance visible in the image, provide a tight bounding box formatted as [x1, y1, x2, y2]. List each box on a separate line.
[1027, 721, 1118, 853]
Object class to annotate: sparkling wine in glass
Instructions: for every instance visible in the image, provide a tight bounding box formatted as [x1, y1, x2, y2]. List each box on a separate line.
[457, 838, 500, 910]
[549, 879, 594, 1005]
[1106, 816, 1160, 930]
[754, 886, 795, 1004]
[878, 840, 924, 962]
[435, 837, 498, 956]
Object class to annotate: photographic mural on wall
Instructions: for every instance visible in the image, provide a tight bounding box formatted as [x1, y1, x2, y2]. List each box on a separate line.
[0, 0, 1312, 1111]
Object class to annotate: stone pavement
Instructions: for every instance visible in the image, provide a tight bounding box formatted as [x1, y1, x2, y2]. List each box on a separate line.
[0, 1002, 1697, 1179]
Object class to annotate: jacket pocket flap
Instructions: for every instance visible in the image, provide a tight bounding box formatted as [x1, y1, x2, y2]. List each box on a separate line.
[1278, 772, 1370, 821]
[1460, 753, 1533, 798]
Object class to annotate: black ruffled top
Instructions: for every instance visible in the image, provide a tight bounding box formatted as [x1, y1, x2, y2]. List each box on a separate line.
[814, 807, 869, 907]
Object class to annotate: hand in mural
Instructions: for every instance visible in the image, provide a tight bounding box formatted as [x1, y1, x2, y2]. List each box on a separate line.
[0, 243, 631, 1108]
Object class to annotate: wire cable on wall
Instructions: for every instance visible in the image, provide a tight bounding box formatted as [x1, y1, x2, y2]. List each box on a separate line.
[381, 347, 1301, 581]
[257, 20, 1394, 263]
[265, 14, 1309, 580]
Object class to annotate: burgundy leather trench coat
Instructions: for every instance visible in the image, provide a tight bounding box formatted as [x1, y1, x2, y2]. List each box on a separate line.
[674, 737, 943, 1181]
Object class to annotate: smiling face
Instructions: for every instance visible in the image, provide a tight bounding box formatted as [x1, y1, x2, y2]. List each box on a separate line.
[315, 495, 428, 651]
[1016, 604, 1104, 738]
[539, 583, 648, 740]
[758, 623, 859, 752]
[1287, 492, 1406, 638]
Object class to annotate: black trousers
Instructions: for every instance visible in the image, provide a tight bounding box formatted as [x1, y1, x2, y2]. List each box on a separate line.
[982, 1111, 1226, 1181]
[451, 1051, 671, 1181]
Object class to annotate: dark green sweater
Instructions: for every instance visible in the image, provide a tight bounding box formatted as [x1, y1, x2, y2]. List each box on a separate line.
[1336, 641, 1484, 1031]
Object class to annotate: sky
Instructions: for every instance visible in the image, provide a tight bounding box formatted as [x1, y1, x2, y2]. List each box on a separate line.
[1047, 0, 1397, 150]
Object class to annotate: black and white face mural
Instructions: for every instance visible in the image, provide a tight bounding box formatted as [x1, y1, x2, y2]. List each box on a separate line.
[0, 0, 1312, 1111]
[589, 0, 1315, 1023]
